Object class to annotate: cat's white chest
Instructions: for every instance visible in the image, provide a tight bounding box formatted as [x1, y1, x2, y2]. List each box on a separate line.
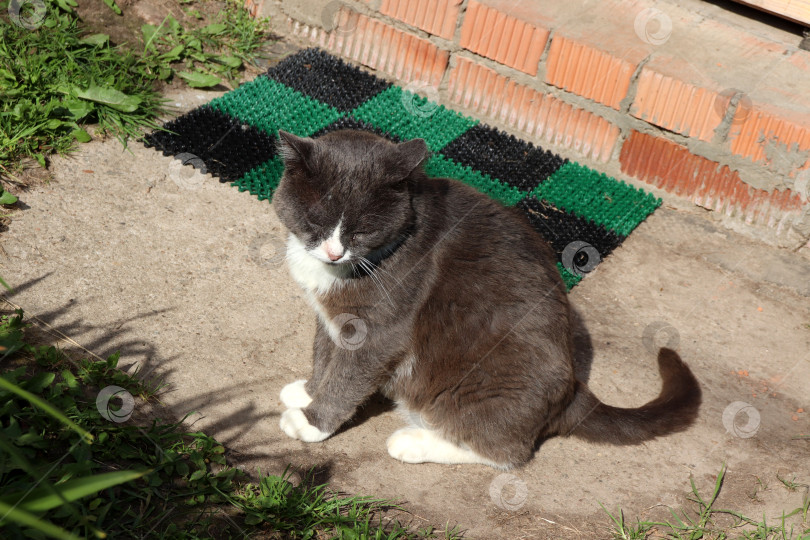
[286, 233, 350, 337]
[285, 233, 346, 294]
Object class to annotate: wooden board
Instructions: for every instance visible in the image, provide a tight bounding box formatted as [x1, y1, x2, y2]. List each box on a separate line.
[731, 0, 810, 26]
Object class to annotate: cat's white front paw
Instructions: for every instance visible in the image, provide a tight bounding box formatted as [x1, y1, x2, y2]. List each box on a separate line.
[386, 427, 431, 463]
[279, 408, 330, 442]
[280, 379, 312, 408]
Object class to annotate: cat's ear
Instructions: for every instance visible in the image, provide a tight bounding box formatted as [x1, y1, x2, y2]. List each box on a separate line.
[277, 130, 315, 169]
[392, 138, 428, 177]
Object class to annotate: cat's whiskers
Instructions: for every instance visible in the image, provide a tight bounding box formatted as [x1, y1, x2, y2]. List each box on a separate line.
[358, 258, 391, 304]
[365, 258, 400, 309]
[355, 258, 380, 293]
[359, 255, 394, 281]
[357, 256, 394, 306]
[363, 253, 406, 300]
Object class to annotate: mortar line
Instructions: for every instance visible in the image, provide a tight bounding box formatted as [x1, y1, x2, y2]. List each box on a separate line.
[618, 54, 652, 115]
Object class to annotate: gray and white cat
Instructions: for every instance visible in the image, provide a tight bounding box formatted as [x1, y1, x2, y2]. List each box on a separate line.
[272, 129, 701, 469]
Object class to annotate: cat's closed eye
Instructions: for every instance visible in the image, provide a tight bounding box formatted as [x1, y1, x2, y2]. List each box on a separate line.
[351, 233, 368, 243]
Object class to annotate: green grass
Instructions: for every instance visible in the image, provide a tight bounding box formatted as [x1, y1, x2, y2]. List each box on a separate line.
[601, 464, 810, 539]
[0, 0, 272, 176]
[139, 0, 272, 89]
[0, 309, 463, 539]
[776, 473, 806, 493]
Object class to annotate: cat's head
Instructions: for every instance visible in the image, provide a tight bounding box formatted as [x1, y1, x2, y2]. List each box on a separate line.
[273, 129, 428, 265]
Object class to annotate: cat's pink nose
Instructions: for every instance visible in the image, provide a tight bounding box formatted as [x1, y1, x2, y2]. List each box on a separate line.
[321, 238, 344, 261]
[323, 242, 344, 261]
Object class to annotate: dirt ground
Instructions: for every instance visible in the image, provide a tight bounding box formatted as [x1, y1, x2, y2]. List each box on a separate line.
[1, 79, 808, 536]
[2, 4, 810, 533]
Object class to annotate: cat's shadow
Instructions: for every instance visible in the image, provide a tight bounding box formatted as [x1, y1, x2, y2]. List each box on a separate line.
[341, 392, 396, 434]
[569, 304, 595, 382]
[345, 305, 595, 432]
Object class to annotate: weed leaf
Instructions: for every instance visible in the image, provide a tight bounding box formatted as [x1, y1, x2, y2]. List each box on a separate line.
[101, 0, 122, 16]
[74, 85, 142, 113]
[0, 190, 18, 205]
[161, 44, 185, 62]
[71, 129, 91, 143]
[62, 98, 94, 120]
[200, 23, 227, 34]
[78, 33, 110, 46]
[213, 54, 242, 68]
[177, 70, 221, 88]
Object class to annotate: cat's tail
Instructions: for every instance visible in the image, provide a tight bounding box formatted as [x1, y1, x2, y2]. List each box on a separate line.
[559, 348, 701, 444]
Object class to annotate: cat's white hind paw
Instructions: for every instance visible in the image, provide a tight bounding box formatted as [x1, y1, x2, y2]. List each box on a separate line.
[387, 427, 499, 466]
[386, 427, 434, 463]
[280, 379, 312, 408]
[279, 408, 330, 442]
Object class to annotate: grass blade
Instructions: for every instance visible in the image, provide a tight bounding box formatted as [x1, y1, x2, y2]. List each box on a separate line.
[0, 501, 82, 540]
[0, 470, 147, 512]
[0, 376, 93, 443]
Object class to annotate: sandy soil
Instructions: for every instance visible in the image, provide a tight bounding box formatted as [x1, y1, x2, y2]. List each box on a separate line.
[1, 99, 808, 537]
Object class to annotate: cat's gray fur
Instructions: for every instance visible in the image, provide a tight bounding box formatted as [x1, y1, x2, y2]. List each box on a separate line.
[272, 129, 701, 468]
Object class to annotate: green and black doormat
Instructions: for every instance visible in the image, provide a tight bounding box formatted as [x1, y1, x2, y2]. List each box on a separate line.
[145, 48, 660, 289]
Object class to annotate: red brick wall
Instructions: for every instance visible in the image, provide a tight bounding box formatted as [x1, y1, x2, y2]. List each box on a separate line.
[253, 0, 810, 246]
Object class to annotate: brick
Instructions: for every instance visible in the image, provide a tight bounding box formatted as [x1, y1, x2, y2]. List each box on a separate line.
[619, 131, 806, 227]
[243, 0, 264, 18]
[289, 11, 448, 87]
[380, 0, 462, 40]
[545, 35, 637, 110]
[628, 17, 801, 147]
[448, 56, 619, 162]
[729, 106, 810, 170]
[459, 0, 549, 76]
[630, 65, 725, 142]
